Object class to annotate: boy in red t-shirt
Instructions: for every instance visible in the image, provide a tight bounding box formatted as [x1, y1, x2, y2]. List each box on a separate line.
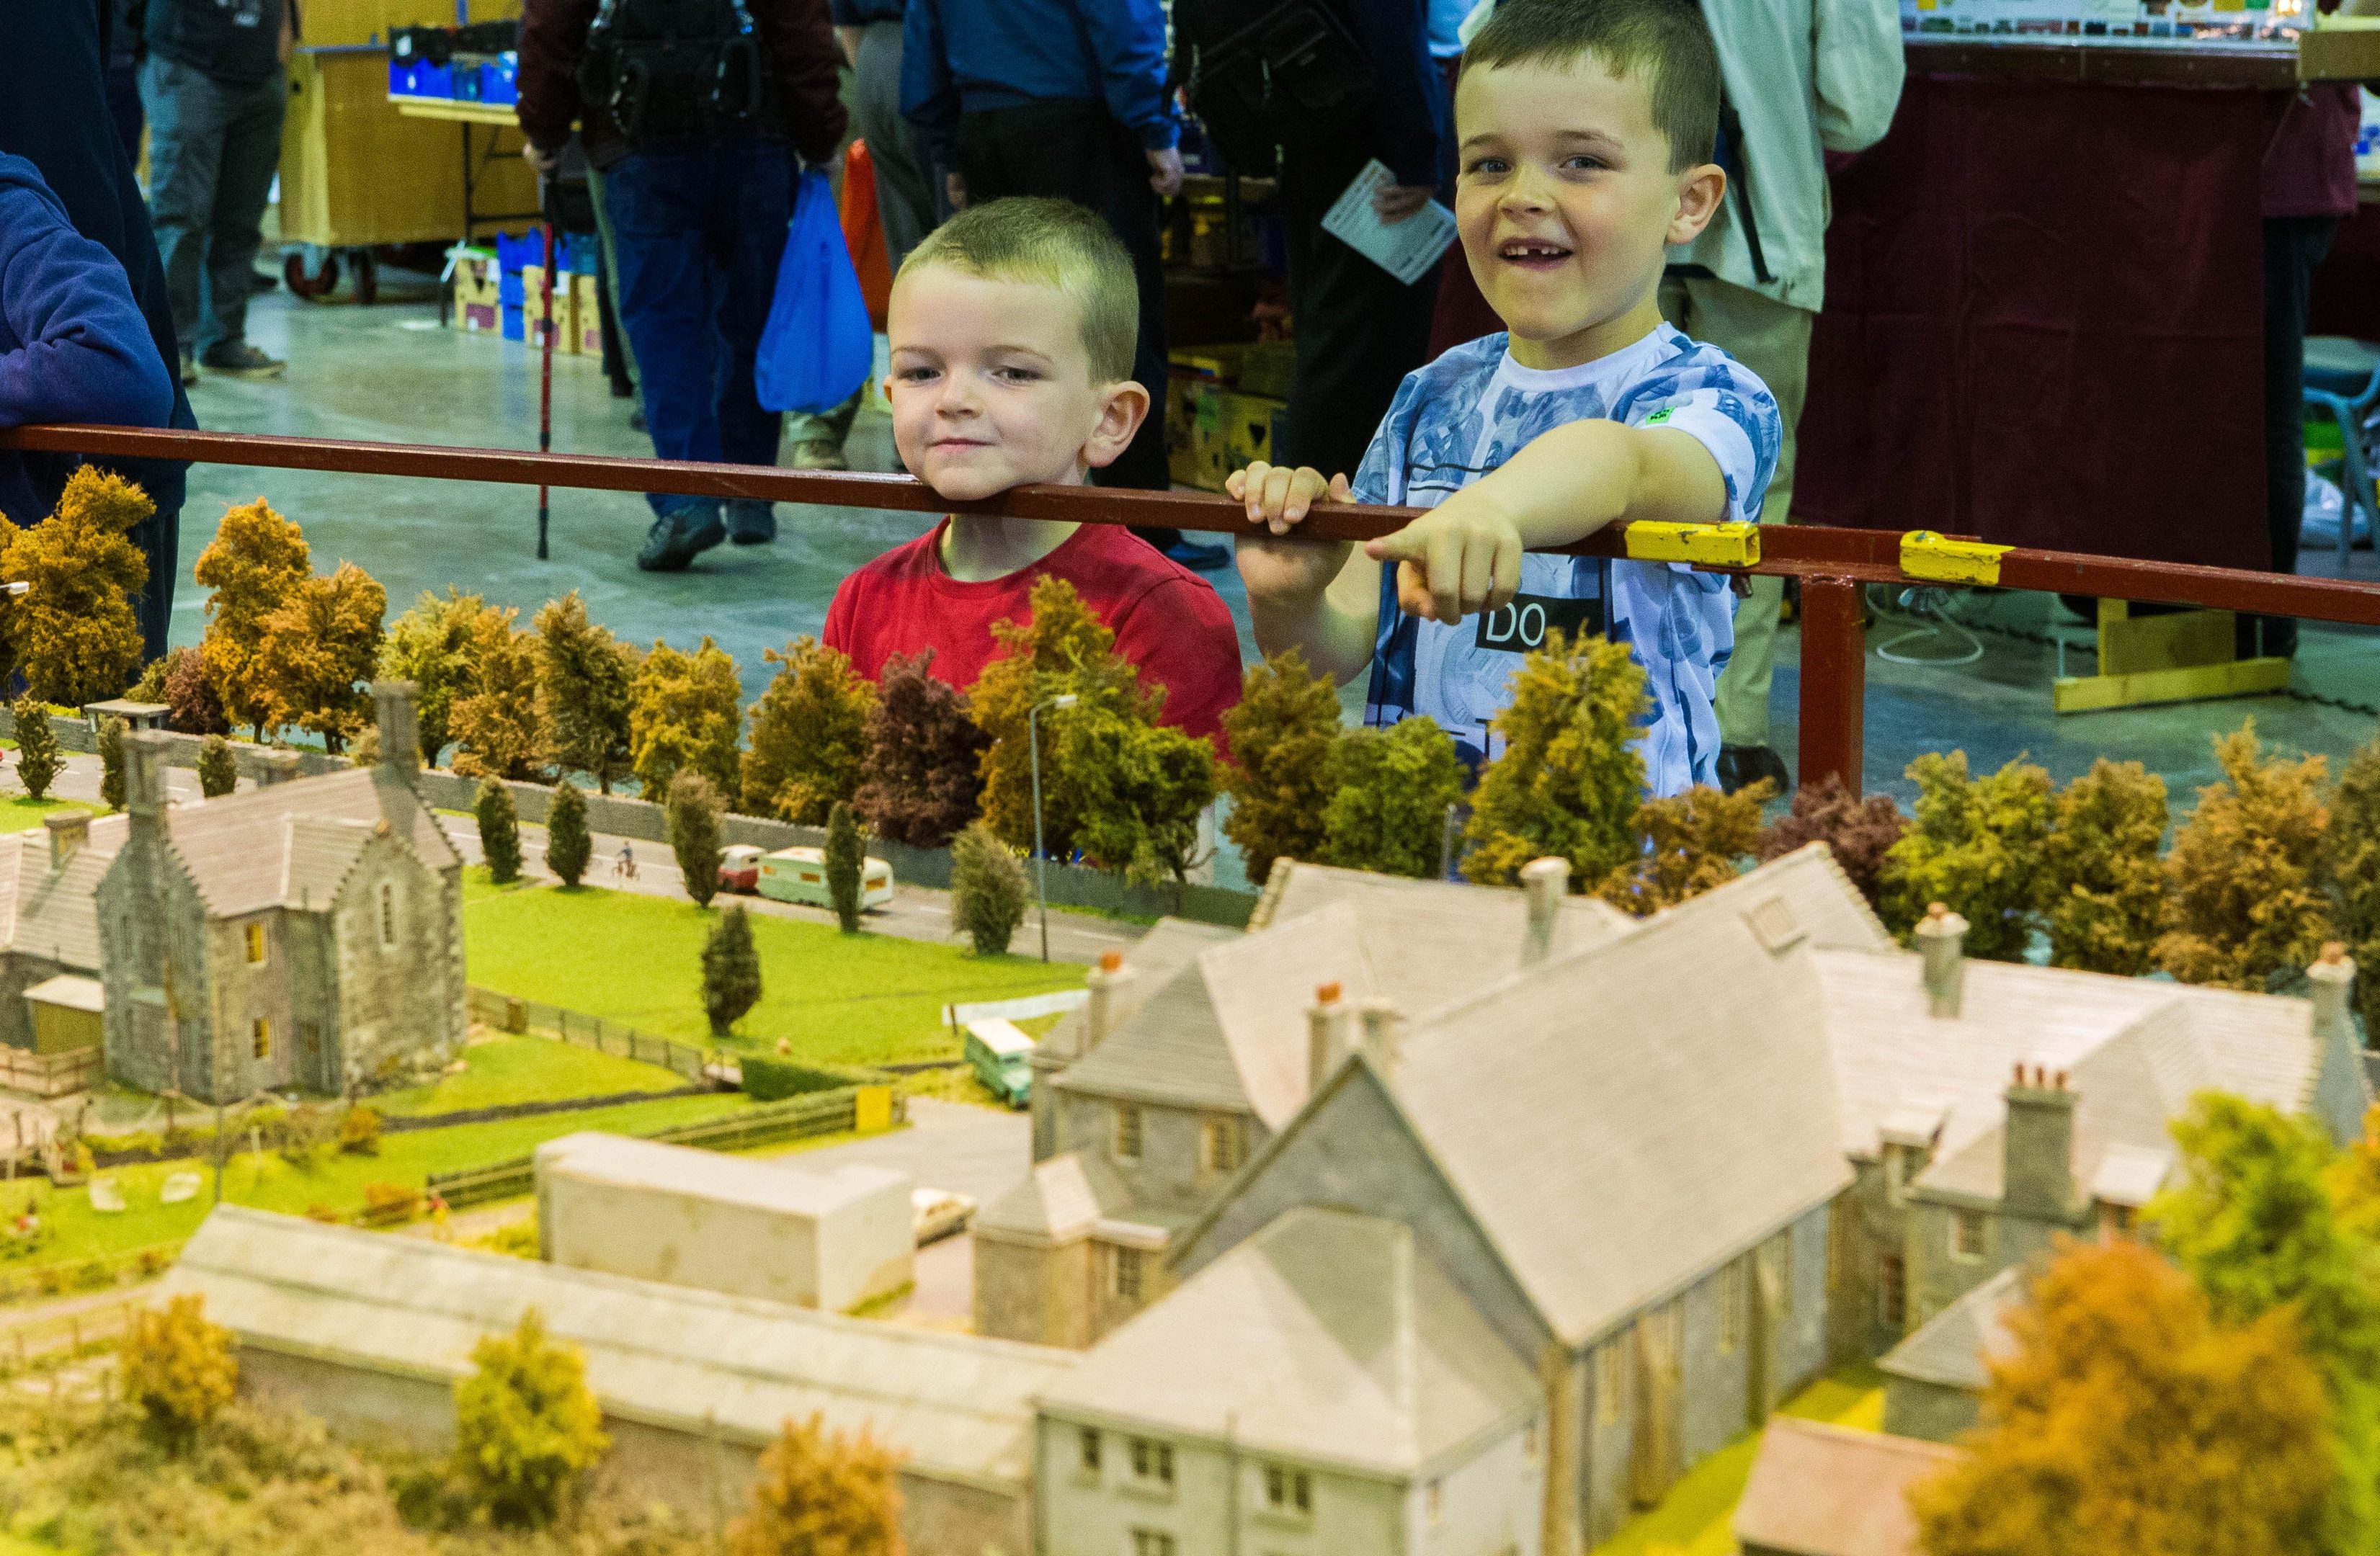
[823, 198, 1242, 746]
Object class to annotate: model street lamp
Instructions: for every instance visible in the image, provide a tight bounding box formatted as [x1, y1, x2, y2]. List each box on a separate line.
[1029, 693, 1078, 963]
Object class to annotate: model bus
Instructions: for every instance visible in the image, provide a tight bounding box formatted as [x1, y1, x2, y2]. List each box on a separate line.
[963, 1018, 1036, 1109]
[754, 846, 895, 911]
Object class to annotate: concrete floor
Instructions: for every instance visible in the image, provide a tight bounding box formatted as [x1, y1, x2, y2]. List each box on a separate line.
[182, 275, 2380, 818]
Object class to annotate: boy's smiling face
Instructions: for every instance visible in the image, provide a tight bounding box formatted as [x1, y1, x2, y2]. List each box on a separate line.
[1454, 56, 1724, 370]
[886, 265, 1146, 501]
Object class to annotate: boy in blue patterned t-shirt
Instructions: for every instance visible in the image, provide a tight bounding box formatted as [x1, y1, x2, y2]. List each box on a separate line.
[1230, 0, 1780, 796]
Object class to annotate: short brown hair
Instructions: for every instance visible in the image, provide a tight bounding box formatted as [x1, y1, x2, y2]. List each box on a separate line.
[1461, 0, 1721, 172]
[896, 197, 1139, 383]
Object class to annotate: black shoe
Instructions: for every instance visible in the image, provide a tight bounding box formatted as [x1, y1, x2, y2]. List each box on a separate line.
[636, 508, 725, 572]
[200, 341, 285, 379]
[1162, 536, 1231, 571]
[2238, 614, 2298, 659]
[629, 406, 646, 433]
[1717, 743, 1791, 797]
[725, 499, 777, 546]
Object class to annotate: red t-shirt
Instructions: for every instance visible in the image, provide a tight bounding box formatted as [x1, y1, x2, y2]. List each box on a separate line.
[824, 520, 1244, 748]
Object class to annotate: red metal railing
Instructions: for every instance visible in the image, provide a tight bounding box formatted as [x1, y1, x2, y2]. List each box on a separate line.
[10, 423, 2380, 794]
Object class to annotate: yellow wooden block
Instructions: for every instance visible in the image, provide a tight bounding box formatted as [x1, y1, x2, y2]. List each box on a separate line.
[1901, 530, 2011, 586]
[854, 1085, 893, 1134]
[2095, 602, 2237, 677]
[1624, 520, 1760, 568]
[2053, 656, 2292, 714]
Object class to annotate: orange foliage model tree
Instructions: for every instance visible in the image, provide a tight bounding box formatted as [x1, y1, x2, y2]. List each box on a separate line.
[193, 497, 309, 738]
[2157, 722, 2332, 989]
[727, 1412, 906, 1556]
[1912, 1238, 2335, 1556]
[0, 465, 151, 707]
[1598, 780, 1773, 916]
[258, 562, 385, 753]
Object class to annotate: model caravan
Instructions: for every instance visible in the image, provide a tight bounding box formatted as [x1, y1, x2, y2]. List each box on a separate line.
[755, 846, 894, 911]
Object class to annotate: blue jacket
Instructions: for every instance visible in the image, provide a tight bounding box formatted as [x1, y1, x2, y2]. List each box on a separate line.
[0, 153, 174, 529]
[829, 0, 901, 24]
[901, 0, 1175, 167]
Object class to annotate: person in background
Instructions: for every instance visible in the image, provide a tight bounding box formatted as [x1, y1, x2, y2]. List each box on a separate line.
[105, 0, 147, 167]
[517, 0, 846, 572]
[901, 0, 1224, 571]
[834, 0, 936, 273]
[1657, 0, 1901, 797]
[140, 0, 292, 383]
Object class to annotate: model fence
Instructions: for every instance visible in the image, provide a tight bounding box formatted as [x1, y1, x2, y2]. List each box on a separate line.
[0, 1296, 142, 1376]
[0, 1239, 187, 1308]
[466, 986, 709, 1081]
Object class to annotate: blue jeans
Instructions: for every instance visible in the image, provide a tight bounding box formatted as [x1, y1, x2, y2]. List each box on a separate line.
[601, 140, 793, 519]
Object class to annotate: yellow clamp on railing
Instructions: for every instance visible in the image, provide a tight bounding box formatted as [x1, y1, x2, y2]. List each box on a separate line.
[1901, 530, 2013, 587]
[1622, 520, 1761, 568]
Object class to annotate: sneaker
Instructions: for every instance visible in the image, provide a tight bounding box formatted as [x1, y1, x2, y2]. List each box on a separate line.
[788, 438, 848, 471]
[1162, 536, 1232, 572]
[724, 498, 777, 546]
[200, 341, 285, 379]
[178, 351, 198, 387]
[635, 506, 726, 572]
[1716, 743, 1791, 797]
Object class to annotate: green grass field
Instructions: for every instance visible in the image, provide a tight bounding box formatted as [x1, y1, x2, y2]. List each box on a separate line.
[0, 795, 89, 833]
[463, 882, 1084, 1066]
[370, 1036, 690, 1117]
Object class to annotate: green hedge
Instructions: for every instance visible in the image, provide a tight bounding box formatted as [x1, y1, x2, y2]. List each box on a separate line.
[739, 1055, 889, 1102]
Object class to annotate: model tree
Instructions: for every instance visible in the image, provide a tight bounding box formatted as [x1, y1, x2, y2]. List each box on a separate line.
[1875, 751, 2053, 960]
[475, 777, 523, 884]
[381, 588, 494, 765]
[1316, 716, 1466, 879]
[1599, 781, 1773, 917]
[1463, 630, 1647, 890]
[450, 609, 548, 782]
[0, 465, 151, 707]
[544, 780, 592, 888]
[1222, 648, 1340, 887]
[2325, 730, 2380, 1037]
[195, 735, 237, 798]
[533, 591, 638, 793]
[1755, 776, 1905, 910]
[726, 1412, 905, 1556]
[742, 637, 874, 824]
[451, 1307, 609, 1529]
[950, 821, 1028, 956]
[852, 649, 989, 849]
[159, 644, 228, 736]
[702, 903, 762, 1037]
[2157, 723, 2332, 990]
[118, 1292, 239, 1454]
[2327, 1105, 2380, 1243]
[97, 715, 126, 812]
[1059, 707, 1218, 887]
[256, 562, 386, 754]
[825, 800, 865, 932]
[193, 497, 309, 740]
[11, 694, 60, 802]
[667, 770, 725, 909]
[1909, 1238, 2332, 1556]
[2034, 759, 2170, 975]
[971, 575, 1148, 856]
[630, 636, 744, 798]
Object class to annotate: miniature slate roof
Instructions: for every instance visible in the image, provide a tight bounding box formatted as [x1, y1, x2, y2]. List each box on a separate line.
[1732, 1418, 1958, 1556]
[0, 818, 127, 969]
[161, 1207, 1077, 1492]
[1879, 1265, 2025, 1394]
[1035, 1207, 1538, 1477]
[1036, 917, 1239, 1068]
[975, 1150, 1135, 1243]
[156, 765, 458, 917]
[535, 1131, 911, 1216]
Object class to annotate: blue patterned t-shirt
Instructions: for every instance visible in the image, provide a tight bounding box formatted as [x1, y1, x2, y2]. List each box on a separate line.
[1355, 324, 1780, 796]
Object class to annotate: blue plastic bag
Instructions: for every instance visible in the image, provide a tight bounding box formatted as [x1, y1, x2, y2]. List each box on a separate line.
[756, 167, 873, 415]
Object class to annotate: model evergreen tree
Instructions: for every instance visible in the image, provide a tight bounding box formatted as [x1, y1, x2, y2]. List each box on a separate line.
[702, 903, 762, 1036]
[822, 800, 867, 932]
[1875, 751, 2053, 960]
[2157, 722, 2332, 989]
[2325, 730, 2380, 1037]
[667, 769, 724, 908]
[970, 575, 1149, 857]
[193, 496, 309, 739]
[1462, 630, 1647, 890]
[533, 591, 638, 792]
[1316, 716, 1466, 879]
[950, 821, 1028, 956]
[450, 608, 548, 782]
[0, 465, 151, 707]
[476, 776, 522, 885]
[1910, 1238, 2334, 1556]
[195, 734, 238, 798]
[451, 1307, 609, 1528]
[742, 637, 875, 824]
[1599, 781, 1773, 917]
[630, 636, 743, 798]
[726, 1413, 906, 1556]
[256, 562, 386, 754]
[97, 715, 126, 812]
[160, 643, 228, 736]
[380, 587, 494, 764]
[544, 780, 592, 887]
[1755, 775, 1905, 909]
[11, 694, 61, 802]
[1222, 648, 1341, 887]
[852, 648, 989, 849]
[2036, 758, 2170, 975]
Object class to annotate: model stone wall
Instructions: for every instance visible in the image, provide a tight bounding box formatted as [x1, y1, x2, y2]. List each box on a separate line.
[1408, 1421, 1543, 1556]
[1881, 1372, 1981, 1444]
[98, 842, 212, 1097]
[1830, 1158, 1913, 1359]
[974, 1230, 1094, 1347]
[1581, 1331, 1634, 1544]
[0, 954, 71, 1052]
[332, 840, 460, 1089]
[208, 911, 297, 1096]
[281, 911, 340, 1093]
[1053, 1091, 1227, 1220]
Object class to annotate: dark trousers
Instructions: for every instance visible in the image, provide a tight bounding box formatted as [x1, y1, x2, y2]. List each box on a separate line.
[602, 138, 793, 519]
[1276, 140, 1442, 478]
[2264, 215, 2340, 647]
[140, 54, 283, 356]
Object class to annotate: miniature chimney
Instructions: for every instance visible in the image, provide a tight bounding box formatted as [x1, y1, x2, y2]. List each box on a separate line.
[373, 679, 421, 774]
[257, 749, 301, 787]
[2310, 942, 2358, 1037]
[42, 810, 89, 872]
[1917, 902, 1969, 1019]
[2002, 1062, 2079, 1221]
[1360, 996, 1407, 1086]
[122, 730, 168, 827]
[1520, 857, 1569, 965]
[1083, 949, 1133, 1052]
[1307, 981, 1355, 1091]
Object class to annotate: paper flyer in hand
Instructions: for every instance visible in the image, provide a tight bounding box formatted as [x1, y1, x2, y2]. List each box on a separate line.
[1321, 159, 1458, 286]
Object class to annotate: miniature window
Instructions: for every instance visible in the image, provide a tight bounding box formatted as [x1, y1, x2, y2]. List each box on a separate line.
[298, 1022, 320, 1059]
[1114, 1104, 1144, 1161]
[1718, 1259, 1746, 1354]
[1595, 1338, 1626, 1426]
[1079, 1426, 1102, 1473]
[1876, 1253, 1906, 1329]
[1951, 1208, 1987, 1263]
[1264, 1465, 1311, 1514]
[378, 882, 396, 947]
[1111, 1244, 1144, 1302]
[1129, 1437, 1175, 1487]
[244, 922, 266, 965]
[1130, 1532, 1175, 1556]
[1200, 1116, 1243, 1174]
[251, 1017, 270, 1060]
[1425, 1478, 1443, 1525]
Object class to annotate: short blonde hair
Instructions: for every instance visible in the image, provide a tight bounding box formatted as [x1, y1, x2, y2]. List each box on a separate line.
[897, 197, 1139, 384]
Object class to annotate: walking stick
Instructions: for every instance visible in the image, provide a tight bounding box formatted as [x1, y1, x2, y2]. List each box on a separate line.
[537, 205, 557, 560]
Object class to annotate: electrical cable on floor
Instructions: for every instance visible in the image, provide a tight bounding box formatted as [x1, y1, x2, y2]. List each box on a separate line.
[1871, 585, 1985, 667]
